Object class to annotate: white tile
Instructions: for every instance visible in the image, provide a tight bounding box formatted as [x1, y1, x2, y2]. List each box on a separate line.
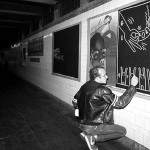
[135, 115, 145, 128]
[126, 128, 135, 139]
[140, 111, 150, 119]
[134, 98, 146, 111]
[145, 100, 150, 113]
[121, 110, 127, 120]
[139, 128, 150, 137]
[144, 136, 150, 149]
[134, 131, 144, 145]
[122, 120, 131, 128]
[130, 107, 140, 115]
[145, 118, 150, 131]
[114, 116, 123, 125]
[126, 112, 136, 124]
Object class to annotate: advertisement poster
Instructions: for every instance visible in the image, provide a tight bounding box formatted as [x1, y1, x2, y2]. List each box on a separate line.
[28, 36, 43, 56]
[89, 12, 118, 85]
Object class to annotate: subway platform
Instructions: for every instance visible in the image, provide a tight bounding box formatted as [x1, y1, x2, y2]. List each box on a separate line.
[0, 69, 134, 150]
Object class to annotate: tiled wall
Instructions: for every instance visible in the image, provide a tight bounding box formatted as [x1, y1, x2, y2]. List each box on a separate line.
[113, 91, 150, 149]
[12, 0, 150, 149]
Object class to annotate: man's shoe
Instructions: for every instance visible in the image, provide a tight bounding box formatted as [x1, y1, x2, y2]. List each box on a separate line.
[80, 132, 98, 150]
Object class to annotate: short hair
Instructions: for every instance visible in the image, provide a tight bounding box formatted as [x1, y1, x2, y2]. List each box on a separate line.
[90, 66, 104, 80]
[104, 15, 112, 24]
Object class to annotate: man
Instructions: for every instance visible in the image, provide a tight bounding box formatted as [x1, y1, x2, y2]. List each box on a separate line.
[72, 66, 138, 150]
[101, 15, 117, 50]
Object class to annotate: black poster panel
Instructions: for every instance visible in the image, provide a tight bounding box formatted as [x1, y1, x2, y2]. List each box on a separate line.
[53, 24, 80, 79]
[28, 36, 43, 56]
[117, 1, 150, 95]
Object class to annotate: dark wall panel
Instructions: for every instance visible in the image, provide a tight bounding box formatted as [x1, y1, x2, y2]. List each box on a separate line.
[53, 24, 80, 79]
[117, 1, 150, 95]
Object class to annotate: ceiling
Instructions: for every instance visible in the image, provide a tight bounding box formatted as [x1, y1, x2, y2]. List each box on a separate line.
[0, 0, 57, 50]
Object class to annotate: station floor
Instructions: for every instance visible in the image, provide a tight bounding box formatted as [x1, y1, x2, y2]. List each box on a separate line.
[0, 69, 132, 150]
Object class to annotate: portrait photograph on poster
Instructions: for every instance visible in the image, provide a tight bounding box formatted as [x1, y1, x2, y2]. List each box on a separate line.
[53, 24, 80, 80]
[89, 11, 118, 85]
[117, 1, 150, 95]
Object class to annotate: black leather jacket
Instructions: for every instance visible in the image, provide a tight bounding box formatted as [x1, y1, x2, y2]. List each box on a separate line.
[73, 80, 136, 125]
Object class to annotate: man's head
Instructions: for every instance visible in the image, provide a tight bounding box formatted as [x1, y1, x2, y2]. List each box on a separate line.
[101, 15, 112, 35]
[90, 66, 108, 84]
[104, 15, 112, 25]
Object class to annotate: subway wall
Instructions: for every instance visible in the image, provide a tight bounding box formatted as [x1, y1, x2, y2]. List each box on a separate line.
[10, 0, 150, 149]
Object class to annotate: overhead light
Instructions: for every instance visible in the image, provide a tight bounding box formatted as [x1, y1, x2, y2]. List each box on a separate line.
[11, 43, 21, 48]
[44, 33, 52, 38]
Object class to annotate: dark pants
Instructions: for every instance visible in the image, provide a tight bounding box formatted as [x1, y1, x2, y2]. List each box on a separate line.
[79, 124, 126, 142]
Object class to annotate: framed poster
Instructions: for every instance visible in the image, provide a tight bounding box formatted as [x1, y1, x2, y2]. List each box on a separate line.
[28, 36, 43, 56]
[89, 11, 118, 85]
[53, 24, 80, 80]
[117, 1, 150, 95]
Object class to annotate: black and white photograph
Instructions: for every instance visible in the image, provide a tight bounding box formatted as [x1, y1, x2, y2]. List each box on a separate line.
[0, 0, 150, 150]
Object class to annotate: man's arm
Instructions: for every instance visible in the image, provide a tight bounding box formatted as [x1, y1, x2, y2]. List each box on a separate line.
[102, 75, 138, 109]
[112, 85, 136, 109]
[72, 88, 82, 109]
[72, 98, 78, 109]
[72, 89, 82, 117]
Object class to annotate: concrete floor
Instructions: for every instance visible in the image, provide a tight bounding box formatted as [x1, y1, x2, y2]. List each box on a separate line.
[0, 68, 132, 150]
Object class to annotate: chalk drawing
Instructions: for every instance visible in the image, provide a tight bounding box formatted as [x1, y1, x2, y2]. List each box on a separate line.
[117, 67, 150, 92]
[119, 5, 150, 52]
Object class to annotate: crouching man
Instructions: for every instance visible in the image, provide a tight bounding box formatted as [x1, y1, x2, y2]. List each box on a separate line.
[72, 66, 138, 150]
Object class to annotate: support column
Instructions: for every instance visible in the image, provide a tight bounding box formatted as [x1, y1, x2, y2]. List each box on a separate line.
[39, 18, 43, 30]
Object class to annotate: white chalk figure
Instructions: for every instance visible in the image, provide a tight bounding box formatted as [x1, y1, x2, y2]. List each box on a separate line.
[117, 66, 150, 92]
[119, 4, 150, 52]
[53, 48, 64, 61]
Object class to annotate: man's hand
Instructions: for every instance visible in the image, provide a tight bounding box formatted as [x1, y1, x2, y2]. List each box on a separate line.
[131, 75, 138, 86]
[72, 99, 78, 109]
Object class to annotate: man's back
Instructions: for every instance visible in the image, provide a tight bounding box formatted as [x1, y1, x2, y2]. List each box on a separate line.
[74, 80, 137, 125]
[76, 80, 100, 119]
[72, 67, 138, 150]
[74, 80, 114, 125]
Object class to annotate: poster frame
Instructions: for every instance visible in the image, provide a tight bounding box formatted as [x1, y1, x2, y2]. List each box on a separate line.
[52, 22, 81, 81]
[87, 10, 119, 85]
[28, 36, 44, 56]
